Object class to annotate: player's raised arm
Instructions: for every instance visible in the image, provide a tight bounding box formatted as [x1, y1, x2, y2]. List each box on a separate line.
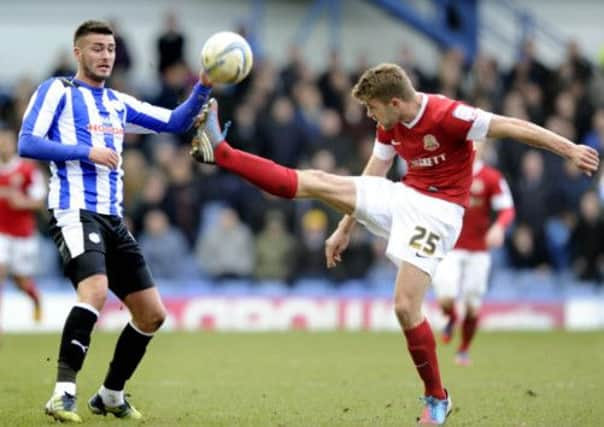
[487, 115, 600, 176]
[116, 72, 212, 135]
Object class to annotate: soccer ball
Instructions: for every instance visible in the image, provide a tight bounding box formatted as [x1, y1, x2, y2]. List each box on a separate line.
[201, 31, 253, 84]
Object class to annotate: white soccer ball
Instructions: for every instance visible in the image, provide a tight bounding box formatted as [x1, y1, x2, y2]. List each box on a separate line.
[201, 31, 253, 84]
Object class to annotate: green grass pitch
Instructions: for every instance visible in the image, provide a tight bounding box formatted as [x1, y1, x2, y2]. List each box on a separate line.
[1, 331, 603, 426]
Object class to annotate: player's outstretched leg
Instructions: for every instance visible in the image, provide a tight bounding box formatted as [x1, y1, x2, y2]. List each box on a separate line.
[191, 99, 357, 215]
[191, 98, 299, 199]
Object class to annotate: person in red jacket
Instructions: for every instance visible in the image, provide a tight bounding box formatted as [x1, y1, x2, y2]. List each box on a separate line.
[0, 127, 46, 323]
[432, 143, 515, 366]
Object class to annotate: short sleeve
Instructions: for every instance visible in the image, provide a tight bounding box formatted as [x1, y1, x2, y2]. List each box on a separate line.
[443, 102, 493, 142]
[491, 173, 514, 210]
[373, 126, 397, 160]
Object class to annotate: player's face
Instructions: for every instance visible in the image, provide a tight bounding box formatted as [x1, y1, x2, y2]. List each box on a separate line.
[74, 34, 116, 83]
[0, 130, 16, 162]
[365, 99, 399, 130]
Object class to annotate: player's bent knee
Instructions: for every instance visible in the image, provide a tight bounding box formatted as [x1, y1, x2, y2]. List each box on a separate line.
[135, 308, 166, 333]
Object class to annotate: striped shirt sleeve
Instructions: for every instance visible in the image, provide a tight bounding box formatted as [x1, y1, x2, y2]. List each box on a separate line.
[20, 78, 66, 138]
[113, 92, 173, 134]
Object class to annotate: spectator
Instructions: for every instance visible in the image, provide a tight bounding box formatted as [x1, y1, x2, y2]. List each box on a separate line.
[570, 191, 604, 283]
[506, 223, 551, 271]
[139, 209, 189, 279]
[293, 209, 332, 280]
[156, 12, 186, 75]
[254, 210, 296, 282]
[196, 207, 255, 280]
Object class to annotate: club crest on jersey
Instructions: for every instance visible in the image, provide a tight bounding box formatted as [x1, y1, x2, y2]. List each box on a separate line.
[423, 134, 440, 151]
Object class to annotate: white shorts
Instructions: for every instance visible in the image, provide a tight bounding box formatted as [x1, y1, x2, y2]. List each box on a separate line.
[432, 249, 491, 308]
[352, 177, 464, 277]
[0, 233, 39, 276]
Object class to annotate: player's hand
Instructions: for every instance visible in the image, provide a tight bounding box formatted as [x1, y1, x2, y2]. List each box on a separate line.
[89, 146, 119, 169]
[200, 71, 213, 87]
[570, 144, 599, 176]
[485, 223, 505, 249]
[325, 227, 351, 268]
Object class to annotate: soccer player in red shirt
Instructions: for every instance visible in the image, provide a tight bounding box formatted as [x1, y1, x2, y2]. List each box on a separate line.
[432, 143, 515, 367]
[191, 63, 599, 425]
[0, 127, 46, 323]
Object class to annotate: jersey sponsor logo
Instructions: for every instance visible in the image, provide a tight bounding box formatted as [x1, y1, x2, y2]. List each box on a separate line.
[409, 153, 447, 168]
[423, 134, 440, 151]
[88, 232, 101, 244]
[87, 123, 124, 135]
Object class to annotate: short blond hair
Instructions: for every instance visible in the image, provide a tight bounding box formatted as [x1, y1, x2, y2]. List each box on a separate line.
[352, 63, 416, 104]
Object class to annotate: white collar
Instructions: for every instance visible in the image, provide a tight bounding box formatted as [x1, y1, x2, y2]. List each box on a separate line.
[473, 160, 484, 175]
[402, 93, 428, 129]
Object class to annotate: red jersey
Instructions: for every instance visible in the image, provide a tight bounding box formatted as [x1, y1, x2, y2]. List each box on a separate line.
[375, 94, 491, 207]
[455, 162, 514, 251]
[0, 157, 46, 237]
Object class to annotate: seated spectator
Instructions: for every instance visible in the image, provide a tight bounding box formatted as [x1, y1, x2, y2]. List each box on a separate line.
[254, 210, 296, 282]
[570, 191, 604, 283]
[293, 209, 330, 280]
[196, 207, 255, 280]
[506, 223, 551, 271]
[139, 209, 189, 279]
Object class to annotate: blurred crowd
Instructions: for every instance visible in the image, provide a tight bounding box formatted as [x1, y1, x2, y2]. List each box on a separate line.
[1, 14, 604, 287]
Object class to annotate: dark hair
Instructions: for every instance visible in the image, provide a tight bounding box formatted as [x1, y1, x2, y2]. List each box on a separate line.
[73, 20, 113, 45]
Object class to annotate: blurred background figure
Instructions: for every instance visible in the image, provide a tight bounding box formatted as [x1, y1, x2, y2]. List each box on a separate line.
[139, 209, 190, 280]
[196, 207, 255, 281]
[570, 191, 604, 284]
[156, 11, 186, 76]
[0, 127, 45, 322]
[253, 210, 296, 283]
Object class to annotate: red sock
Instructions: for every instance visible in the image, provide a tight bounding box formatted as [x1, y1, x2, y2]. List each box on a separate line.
[215, 141, 298, 199]
[404, 319, 446, 399]
[442, 305, 457, 325]
[19, 278, 40, 306]
[459, 315, 478, 352]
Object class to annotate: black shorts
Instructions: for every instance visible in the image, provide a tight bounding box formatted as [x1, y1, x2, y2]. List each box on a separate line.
[49, 209, 154, 300]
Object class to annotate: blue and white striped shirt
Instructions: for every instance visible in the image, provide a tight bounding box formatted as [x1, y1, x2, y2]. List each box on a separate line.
[19, 77, 210, 217]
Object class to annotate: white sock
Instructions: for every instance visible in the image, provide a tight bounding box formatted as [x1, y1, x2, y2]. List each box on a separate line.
[54, 382, 76, 396]
[99, 385, 124, 407]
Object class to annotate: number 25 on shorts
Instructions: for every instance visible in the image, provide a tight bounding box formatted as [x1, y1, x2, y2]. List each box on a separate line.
[408, 225, 440, 256]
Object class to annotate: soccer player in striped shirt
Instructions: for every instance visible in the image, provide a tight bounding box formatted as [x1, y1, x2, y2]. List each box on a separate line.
[18, 20, 212, 422]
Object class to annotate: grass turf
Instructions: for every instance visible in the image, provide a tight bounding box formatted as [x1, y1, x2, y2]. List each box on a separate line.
[0, 331, 603, 426]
